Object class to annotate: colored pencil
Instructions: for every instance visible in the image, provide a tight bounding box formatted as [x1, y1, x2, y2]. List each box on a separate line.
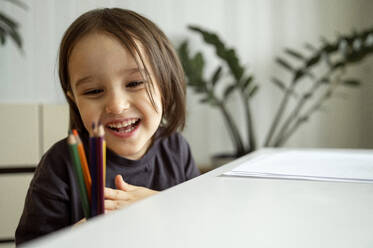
[103, 134, 106, 190]
[72, 129, 92, 202]
[67, 122, 106, 218]
[68, 133, 90, 219]
[89, 123, 98, 217]
[97, 124, 105, 214]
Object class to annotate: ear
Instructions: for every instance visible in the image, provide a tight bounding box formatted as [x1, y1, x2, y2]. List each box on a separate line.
[67, 90, 75, 103]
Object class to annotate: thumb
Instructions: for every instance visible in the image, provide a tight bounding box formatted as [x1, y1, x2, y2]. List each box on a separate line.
[115, 175, 132, 191]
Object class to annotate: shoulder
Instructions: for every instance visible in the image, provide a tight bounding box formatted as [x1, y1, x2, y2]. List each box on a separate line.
[38, 138, 70, 171]
[155, 132, 193, 163]
[156, 132, 200, 179]
[31, 138, 71, 199]
[152, 131, 191, 163]
[155, 132, 196, 169]
[157, 132, 190, 152]
[45, 138, 70, 157]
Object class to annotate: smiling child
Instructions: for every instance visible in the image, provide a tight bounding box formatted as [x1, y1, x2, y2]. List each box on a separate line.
[16, 8, 200, 245]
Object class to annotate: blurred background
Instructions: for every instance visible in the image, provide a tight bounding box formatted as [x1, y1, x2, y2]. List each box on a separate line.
[0, 0, 372, 246]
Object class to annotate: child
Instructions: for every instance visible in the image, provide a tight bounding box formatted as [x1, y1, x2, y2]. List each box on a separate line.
[16, 8, 200, 245]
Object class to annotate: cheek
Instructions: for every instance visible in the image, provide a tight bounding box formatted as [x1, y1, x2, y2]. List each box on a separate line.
[137, 92, 162, 126]
[75, 101, 99, 131]
[151, 86, 163, 115]
[148, 92, 163, 121]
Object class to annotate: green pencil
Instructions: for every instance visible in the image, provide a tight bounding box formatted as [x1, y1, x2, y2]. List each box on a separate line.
[68, 133, 90, 219]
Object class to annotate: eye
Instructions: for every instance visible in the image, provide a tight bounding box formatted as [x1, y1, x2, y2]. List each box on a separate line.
[83, 89, 104, 95]
[126, 81, 144, 88]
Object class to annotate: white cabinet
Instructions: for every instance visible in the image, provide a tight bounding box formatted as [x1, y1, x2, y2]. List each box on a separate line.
[41, 104, 69, 153]
[0, 104, 40, 166]
[0, 104, 69, 245]
[0, 174, 33, 241]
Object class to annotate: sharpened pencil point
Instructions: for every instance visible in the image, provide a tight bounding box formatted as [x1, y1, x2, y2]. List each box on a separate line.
[72, 129, 78, 136]
[67, 133, 77, 145]
[98, 124, 105, 137]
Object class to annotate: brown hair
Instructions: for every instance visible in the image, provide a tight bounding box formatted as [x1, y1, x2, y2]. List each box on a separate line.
[59, 8, 186, 138]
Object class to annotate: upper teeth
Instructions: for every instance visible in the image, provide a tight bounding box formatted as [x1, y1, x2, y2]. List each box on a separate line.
[108, 119, 138, 128]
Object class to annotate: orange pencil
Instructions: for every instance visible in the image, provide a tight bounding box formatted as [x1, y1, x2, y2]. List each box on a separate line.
[72, 129, 92, 202]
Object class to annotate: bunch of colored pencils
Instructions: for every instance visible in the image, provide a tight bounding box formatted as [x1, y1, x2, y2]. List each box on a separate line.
[67, 122, 106, 219]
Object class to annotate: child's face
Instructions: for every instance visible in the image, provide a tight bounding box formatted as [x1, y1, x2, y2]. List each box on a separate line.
[67, 32, 163, 160]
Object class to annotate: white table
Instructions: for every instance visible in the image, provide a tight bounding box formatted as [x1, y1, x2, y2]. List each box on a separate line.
[23, 149, 373, 248]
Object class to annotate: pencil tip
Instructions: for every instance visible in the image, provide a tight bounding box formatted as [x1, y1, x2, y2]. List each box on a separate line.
[72, 129, 78, 136]
[98, 124, 105, 136]
[67, 132, 76, 144]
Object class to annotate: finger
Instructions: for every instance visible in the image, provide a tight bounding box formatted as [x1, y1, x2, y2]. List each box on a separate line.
[73, 218, 86, 227]
[104, 199, 121, 210]
[105, 209, 114, 214]
[104, 199, 131, 211]
[115, 175, 134, 191]
[104, 187, 131, 200]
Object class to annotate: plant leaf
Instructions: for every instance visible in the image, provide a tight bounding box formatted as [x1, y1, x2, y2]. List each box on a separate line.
[248, 85, 259, 97]
[193, 85, 207, 93]
[305, 53, 321, 68]
[320, 77, 330, 84]
[322, 43, 338, 54]
[3, 0, 28, 10]
[192, 52, 205, 80]
[0, 12, 18, 28]
[284, 48, 305, 61]
[0, 28, 5, 44]
[292, 69, 305, 83]
[241, 76, 253, 90]
[177, 41, 191, 74]
[189, 25, 244, 81]
[341, 79, 361, 87]
[332, 61, 345, 70]
[0, 12, 22, 49]
[271, 77, 286, 90]
[199, 96, 216, 104]
[178, 41, 198, 83]
[304, 42, 317, 52]
[224, 84, 236, 99]
[275, 57, 294, 72]
[211, 66, 222, 86]
[271, 77, 298, 97]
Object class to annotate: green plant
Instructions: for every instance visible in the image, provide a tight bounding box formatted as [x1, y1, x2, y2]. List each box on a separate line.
[178, 25, 373, 157]
[178, 26, 258, 157]
[0, 0, 27, 50]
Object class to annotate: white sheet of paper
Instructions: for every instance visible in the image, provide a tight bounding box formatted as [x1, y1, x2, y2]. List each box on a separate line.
[223, 150, 373, 182]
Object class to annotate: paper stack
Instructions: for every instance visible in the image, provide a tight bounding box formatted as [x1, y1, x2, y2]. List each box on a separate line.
[223, 150, 373, 183]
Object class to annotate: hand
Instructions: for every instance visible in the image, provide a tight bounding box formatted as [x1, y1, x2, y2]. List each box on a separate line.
[73, 218, 86, 227]
[104, 175, 158, 213]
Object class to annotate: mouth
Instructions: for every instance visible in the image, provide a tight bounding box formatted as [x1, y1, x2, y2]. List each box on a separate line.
[106, 118, 141, 134]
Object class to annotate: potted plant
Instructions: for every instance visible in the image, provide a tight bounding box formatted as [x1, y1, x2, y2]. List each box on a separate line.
[178, 25, 373, 166]
[0, 0, 27, 51]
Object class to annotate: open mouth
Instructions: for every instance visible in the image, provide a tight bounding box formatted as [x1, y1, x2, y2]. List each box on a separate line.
[106, 118, 141, 133]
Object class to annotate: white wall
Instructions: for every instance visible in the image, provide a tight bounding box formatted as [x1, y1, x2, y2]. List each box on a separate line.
[1, 0, 373, 166]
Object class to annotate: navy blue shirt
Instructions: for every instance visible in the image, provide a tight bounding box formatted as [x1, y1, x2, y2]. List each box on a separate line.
[15, 132, 199, 245]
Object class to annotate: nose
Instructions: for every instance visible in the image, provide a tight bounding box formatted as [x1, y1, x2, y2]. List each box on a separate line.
[105, 93, 130, 114]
